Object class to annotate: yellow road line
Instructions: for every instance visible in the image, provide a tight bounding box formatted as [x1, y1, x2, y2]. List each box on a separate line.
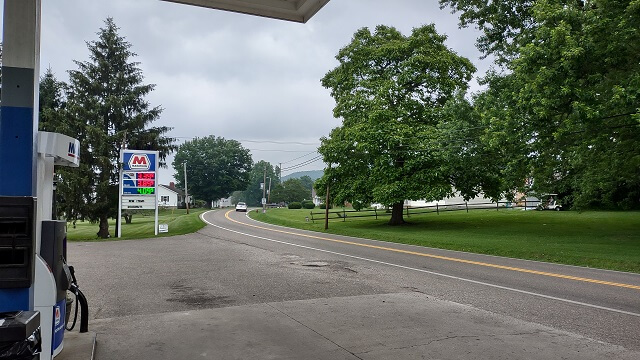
[224, 211, 640, 291]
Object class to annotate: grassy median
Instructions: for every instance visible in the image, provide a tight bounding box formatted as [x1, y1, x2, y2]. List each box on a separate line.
[66, 208, 207, 241]
[249, 208, 640, 273]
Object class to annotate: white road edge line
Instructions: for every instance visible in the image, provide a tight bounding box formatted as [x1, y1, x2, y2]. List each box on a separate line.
[200, 211, 640, 318]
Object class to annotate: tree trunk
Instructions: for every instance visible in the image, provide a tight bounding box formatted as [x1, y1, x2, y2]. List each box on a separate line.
[97, 216, 110, 238]
[388, 202, 406, 226]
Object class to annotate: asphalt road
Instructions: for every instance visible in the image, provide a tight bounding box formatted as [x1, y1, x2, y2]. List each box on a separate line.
[67, 209, 640, 359]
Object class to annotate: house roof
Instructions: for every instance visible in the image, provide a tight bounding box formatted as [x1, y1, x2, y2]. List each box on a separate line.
[159, 184, 185, 196]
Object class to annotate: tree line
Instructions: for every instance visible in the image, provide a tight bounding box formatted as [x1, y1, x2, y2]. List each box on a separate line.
[316, 0, 640, 225]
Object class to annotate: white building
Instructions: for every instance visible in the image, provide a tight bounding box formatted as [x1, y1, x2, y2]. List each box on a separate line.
[212, 198, 233, 208]
[370, 191, 509, 209]
[157, 182, 185, 208]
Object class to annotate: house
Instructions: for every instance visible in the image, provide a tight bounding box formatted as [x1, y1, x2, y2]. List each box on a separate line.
[370, 191, 509, 209]
[212, 198, 233, 208]
[158, 182, 186, 208]
[311, 188, 323, 206]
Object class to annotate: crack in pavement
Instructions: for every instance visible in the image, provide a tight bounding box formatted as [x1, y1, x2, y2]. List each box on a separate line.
[265, 303, 365, 360]
[354, 330, 550, 355]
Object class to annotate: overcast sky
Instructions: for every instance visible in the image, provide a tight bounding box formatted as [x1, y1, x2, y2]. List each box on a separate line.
[2, 0, 489, 184]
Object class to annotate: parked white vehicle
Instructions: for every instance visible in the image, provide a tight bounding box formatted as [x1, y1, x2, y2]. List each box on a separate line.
[536, 194, 562, 211]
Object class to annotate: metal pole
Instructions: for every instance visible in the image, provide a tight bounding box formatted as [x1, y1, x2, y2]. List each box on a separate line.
[154, 152, 159, 235]
[184, 161, 189, 214]
[0, 0, 41, 314]
[267, 177, 272, 204]
[324, 182, 330, 230]
[117, 150, 123, 238]
[262, 166, 267, 213]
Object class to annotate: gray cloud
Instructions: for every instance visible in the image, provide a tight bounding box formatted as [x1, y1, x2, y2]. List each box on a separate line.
[2, 0, 487, 184]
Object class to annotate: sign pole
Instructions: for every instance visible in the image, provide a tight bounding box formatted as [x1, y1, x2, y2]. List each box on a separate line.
[154, 154, 159, 235]
[118, 149, 123, 238]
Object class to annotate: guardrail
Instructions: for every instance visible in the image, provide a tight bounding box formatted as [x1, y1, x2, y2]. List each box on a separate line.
[309, 200, 543, 223]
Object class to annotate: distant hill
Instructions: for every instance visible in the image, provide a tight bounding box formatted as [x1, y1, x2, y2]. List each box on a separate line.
[281, 170, 324, 182]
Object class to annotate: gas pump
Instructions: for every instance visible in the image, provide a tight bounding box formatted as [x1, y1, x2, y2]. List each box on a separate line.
[33, 131, 84, 359]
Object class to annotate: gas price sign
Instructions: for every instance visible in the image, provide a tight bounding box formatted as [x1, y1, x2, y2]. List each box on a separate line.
[119, 149, 160, 236]
[122, 172, 156, 195]
[120, 150, 159, 196]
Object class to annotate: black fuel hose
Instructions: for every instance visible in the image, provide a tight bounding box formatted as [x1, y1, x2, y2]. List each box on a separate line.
[65, 266, 89, 333]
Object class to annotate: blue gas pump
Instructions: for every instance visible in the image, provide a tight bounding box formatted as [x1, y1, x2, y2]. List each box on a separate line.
[32, 131, 83, 359]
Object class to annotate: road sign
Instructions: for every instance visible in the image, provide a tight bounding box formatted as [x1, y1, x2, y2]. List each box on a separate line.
[262, 197, 267, 205]
[159, 224, 169, 233]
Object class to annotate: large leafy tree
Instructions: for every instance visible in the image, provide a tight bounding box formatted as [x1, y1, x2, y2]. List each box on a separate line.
[298, 175, 314, 192]
[173, 136, 252, 204]
[318, 25, 478, 225]
[61, 18, 175, 237]
[270, 178, 311, 204]
[443, 0, 640, 209]
[439, 0, 537, 65]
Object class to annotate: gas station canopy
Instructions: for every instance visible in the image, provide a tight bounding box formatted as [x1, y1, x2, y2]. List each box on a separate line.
[162, 0, 330, 23]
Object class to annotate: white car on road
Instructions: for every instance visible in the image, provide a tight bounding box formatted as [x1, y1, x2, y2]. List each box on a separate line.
[235, 202, 247, 212]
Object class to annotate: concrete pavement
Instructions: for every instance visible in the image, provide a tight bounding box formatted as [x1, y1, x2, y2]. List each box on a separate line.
[64, 209, 640, 359]
[90, 292, 636, 360]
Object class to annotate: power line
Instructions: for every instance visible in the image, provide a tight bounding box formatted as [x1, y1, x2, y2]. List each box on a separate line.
[281, 151, 319, 165]
[247, 149, 319, 153]
[281, 155, 322, 171]
[281, 155, 323, 172]
[239, 139, 319, 146]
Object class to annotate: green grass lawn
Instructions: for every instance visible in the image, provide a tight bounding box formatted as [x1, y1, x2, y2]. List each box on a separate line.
[250, 208, 640, 273]
[66, 208, 207, 241]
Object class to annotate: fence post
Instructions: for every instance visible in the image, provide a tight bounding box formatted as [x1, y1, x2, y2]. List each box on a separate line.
[524, 199, 527, 211]
[436, 203, 439, 215]
[343, 208, 346, 222]
[497, 202, 499, 211]
[466, 202, 468, 213]
[310, 211, 314, 223]
[406, 205, 409, 218]
[375, 208, 378, 220]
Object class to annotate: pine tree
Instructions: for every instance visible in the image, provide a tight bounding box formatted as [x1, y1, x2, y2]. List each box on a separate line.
[39, 68, 66, 133]
[63, 18, 176, 238]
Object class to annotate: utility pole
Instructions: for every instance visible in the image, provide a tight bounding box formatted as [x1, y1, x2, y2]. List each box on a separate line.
[184, 161, 189, 214]
[262, 166, 267, 213]
[267, 177, 272, 203]
[279, 163, 282, 183]
[325, 163, 331, 230]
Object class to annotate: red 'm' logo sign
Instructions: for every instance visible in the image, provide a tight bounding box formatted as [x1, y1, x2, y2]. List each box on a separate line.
[128, 154, 151, 170]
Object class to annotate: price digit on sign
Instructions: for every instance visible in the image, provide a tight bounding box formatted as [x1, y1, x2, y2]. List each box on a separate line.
[137, 187, 155, 195]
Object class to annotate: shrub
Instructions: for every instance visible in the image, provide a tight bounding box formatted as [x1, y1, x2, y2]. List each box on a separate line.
[318, 203, 333, 209]
[288, 202, 302, 209]
[302, 200, 315, 209]
[352, 201, 368, 211]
